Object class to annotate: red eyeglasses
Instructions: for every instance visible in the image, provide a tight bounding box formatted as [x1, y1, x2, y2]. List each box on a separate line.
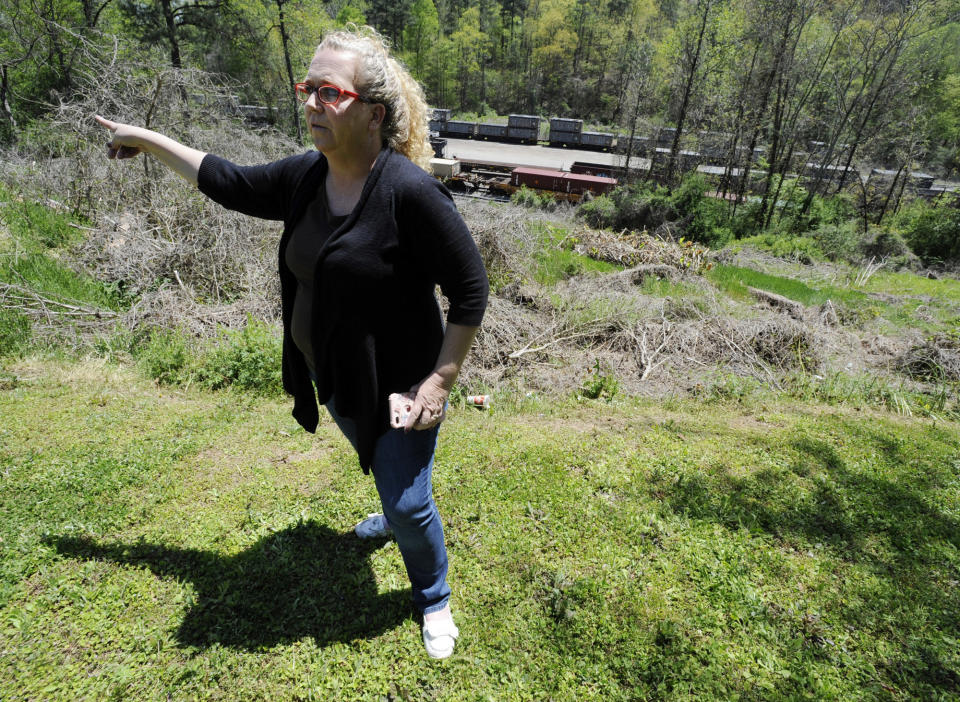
[294, 83, 369, 105]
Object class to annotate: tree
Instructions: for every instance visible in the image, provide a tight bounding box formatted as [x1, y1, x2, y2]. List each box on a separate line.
[450, 6, 488, 110]
[662, 0, 717, 183]
[118, 0, 224, 68]
[404, 0, 439, 79]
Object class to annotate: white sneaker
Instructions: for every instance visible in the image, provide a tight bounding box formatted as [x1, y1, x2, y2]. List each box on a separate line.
[354, 513, 392, 539]
[422, 617, 459, 659]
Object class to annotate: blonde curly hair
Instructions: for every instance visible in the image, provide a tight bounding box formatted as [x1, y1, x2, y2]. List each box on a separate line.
[318, 25, 433, 171]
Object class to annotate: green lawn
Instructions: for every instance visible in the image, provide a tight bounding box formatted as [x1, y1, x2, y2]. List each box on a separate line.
[2, 360, 959, 700]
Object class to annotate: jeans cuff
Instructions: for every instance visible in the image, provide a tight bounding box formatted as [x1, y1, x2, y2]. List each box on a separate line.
[422, 598, 451, 615]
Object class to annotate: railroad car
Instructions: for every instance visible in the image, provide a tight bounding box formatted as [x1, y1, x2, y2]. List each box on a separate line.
[803, 162, 858, 182]
[869, 169, 936, 191]
[444, 120, 476, 138]
[616, 135, 655, 156]
[548, 117, 583, 148]
[570, 161, 623, 178]
[656, 126, 677, 145]
[548, 130, 580, 147]
[579, 131, 615, 152]
[511, 166, 617, 197]
[477, 123, 509, 140]
[506, 114, 541, 144]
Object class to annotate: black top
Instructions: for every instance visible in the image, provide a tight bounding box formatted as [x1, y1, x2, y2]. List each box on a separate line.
[197, 147, 488, 472]
[285, 186, 347, 374]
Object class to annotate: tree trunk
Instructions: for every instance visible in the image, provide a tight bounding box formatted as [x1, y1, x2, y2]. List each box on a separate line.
[0, 64, 16, 142]
[275, 0, 302, 142]
[160, 0, 183, 68]
[667, 0, 712, 185]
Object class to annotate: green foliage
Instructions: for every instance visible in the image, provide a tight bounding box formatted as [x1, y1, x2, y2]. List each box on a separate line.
[859, 227, 918, 267]
[891, 199, 960, 263]
[579, 358, 619, 401]
[750, 179, 854, 237]
[808, 220, 861, 262]
[195, 318, 284, 395]
[735, 232, 825, 264]
[577, 175, 732, 247]
[532, 223, 621, 285]
[134, 319, 283, 395]
[576, 182, 673, 232]
[511, 185, 558, 211]
[0, 187, 126, 311]
[136, 328, 192, 385]
[686, 196, 734, 248]
[0, 308, 31, 357]
[576, 193, 617, 228]
[706, 264, 870, 310]
[336, 3, 367, 27]
[0, 187, 79, 248]
[669, 172, 709, 215]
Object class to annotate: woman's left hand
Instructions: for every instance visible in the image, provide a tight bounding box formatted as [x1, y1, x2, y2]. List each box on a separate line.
[401, 374, 449, 432]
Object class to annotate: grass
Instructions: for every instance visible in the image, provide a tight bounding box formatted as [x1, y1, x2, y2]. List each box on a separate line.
[703, 262, 960, 335]
[2, 359, 959, 699]
[531, 222, 622, 286]
[0, 185, 126, 312]
[705, 264, 870, 309]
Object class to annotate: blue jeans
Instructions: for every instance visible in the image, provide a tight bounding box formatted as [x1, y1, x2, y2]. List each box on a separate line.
[325, 400, 451, 615]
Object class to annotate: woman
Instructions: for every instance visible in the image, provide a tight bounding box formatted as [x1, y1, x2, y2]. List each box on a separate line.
[95, 26, 488, 660]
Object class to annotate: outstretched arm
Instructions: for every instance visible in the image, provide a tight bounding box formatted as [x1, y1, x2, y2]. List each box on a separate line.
[95, 115, 206, 186]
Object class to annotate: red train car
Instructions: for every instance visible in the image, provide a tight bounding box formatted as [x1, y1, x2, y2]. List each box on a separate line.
[510, 167, 617, 197]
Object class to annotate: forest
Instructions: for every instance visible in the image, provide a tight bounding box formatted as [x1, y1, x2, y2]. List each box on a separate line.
[3, 0, 960, 181]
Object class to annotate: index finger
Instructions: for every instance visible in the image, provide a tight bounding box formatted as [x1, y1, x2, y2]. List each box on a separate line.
[94, 115, 117, 132]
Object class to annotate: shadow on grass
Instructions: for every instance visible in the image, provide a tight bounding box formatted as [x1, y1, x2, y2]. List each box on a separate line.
[661, 425, 960, 562]
[47, 520, 412, 650]
[655, 417, 960, 692]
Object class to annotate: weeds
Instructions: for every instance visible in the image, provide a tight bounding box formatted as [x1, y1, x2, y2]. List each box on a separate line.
[133, 318, 283, 395]
[579, 358, 620, 401]
[195, 318, 283, 395]
[512, 185, 560, 211]
[0, 307, 30, 356]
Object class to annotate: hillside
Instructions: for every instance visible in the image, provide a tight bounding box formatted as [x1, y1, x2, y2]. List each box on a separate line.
[1, 101, 960, 698]
[2, 357, 959, 699]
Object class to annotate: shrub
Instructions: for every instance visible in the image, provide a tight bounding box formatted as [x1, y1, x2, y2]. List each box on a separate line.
[860, 227, 917, 263]
[576, 182, 673, 232]
[136, 328, 191, 385]
[669, 173, 709, 215]
[810, 221, 861, 262]
[577, 194, 617, 229]
[579, 358, 619, 401]
[511, 185, 557, 211]
[686, 197, 733, 248]
[0, 308, 31, 357]
[893, 199, 960, 263]
[809, 192, 855, 228]
[196, 318, 283, 395]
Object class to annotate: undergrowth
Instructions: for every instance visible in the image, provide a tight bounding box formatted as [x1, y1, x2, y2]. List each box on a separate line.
[134, 318, 283, 395]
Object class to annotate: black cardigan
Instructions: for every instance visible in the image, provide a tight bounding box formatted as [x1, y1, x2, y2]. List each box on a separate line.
[197, 147, 488, 471]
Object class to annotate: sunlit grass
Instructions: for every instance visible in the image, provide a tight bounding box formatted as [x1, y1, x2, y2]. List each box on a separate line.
[2, 359, 959, 699]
